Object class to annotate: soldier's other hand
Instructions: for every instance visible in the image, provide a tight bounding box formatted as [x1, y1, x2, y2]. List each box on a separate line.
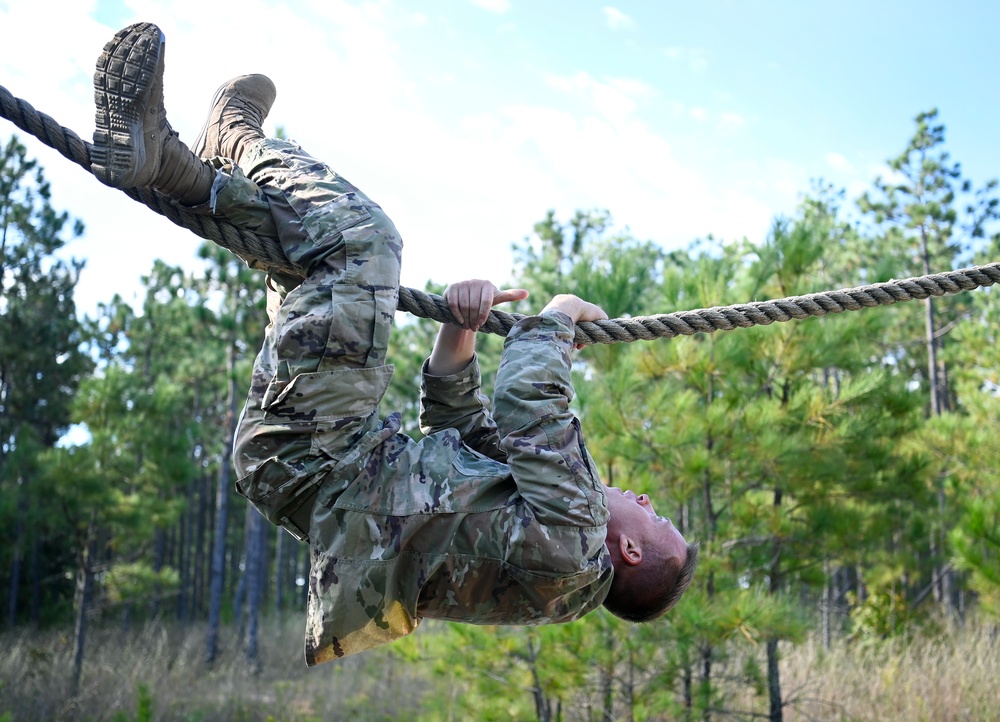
[541, 294, 608, 349]
[541, 294, 608, 324]
[444, 279, 529, 331]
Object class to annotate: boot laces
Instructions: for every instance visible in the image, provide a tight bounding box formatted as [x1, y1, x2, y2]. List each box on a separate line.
[225, 96, 265, 130]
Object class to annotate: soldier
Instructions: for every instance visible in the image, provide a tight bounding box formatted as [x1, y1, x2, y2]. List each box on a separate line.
[92, 22, 698, 664]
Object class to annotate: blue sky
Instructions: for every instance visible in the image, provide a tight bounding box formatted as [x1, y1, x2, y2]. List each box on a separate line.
[1, 0, 998, 316]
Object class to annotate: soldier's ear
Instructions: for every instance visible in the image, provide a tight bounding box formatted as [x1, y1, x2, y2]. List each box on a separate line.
[617, 534, 642, 566]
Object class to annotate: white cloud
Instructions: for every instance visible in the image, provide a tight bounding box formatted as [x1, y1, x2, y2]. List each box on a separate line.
[717, 112, 747, 133]
[0, 0, 423, 315]
[663, 46, 708, 72]
[0, 0, 788, 320]
[846, 179, 870, 200]
[543, 71, 655, 126]
[603, 6, 635, 30]
[824, 151, 854, 173]
[448, 96, 775, 252]
[470, 0, 511, 14]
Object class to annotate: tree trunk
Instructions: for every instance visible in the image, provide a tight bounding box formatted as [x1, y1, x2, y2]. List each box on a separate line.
[244, 517, 259, 665]
[682, 662, 693, 722]
[624, 648, 636, 722]
[206, 342, 239, 664]
[766, 638, 782, 722]
[699, 364, 717, 721]
[919, 226, 942, 417]
[298, 541, 309, 606]
[526, 633, 551, 722]
[922, 296, 942, 412]
[919, 226, 954, 612]
[6, 503, 24, 629]
[822, 559, 832, 649]
[71, 524, 99, 694]
[245, 507, 267, 671]
[234, 504, 252, 632]
[194, 472, 208, 617]
[151, 527, 166, 619]
[274, 525, 285, 615]
[700, 642, 712, 722]
[600, 627, 614, 722]
[231, 516, 245, 623]
[177, 486, 190, 622]
[30, 531, 41, 628]
[766, 488, 783, 722]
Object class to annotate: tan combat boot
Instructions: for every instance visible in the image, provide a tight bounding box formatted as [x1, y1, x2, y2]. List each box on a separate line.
[91, 22, 214, 206]
[192, 74, 276, 165]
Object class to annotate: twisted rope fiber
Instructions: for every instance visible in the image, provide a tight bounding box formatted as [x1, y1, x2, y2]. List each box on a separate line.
[3, 83, 998, 345]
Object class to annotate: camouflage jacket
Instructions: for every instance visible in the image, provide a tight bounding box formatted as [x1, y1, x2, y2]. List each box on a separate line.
[304, 312, 613, 664]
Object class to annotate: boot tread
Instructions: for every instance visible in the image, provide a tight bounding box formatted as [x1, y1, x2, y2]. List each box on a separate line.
[91, 22, 165, 188]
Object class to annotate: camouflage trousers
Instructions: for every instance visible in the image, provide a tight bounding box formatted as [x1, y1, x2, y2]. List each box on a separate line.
[218, 138, 402, 540]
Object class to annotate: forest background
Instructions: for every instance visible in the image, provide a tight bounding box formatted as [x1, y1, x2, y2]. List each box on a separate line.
[2, 101, 1000, 721]
[3, 2, 1000, 720]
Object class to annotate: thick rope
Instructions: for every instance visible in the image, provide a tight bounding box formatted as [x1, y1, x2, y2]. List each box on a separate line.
[3, 83, 998, 345]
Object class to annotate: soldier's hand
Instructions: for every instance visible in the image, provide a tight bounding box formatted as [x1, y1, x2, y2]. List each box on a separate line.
[541, 294, 608, 324]
[444, 279, 529, 331]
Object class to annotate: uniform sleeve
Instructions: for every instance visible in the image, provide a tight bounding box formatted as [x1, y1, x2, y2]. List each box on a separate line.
[492, 312, 609, 529]
[419, 354, 505, 461]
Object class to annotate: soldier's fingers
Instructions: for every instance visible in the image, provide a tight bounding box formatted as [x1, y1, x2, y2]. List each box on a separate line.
[457, 284, 473, 328]
[476, 286, 494, 329]
[492, 288, 529, 306]
[577, 301, 608, 323]
[445, 285, 466, 326]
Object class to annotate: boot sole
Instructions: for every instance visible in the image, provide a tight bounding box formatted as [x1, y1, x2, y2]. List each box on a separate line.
[92, 22, 164, 188]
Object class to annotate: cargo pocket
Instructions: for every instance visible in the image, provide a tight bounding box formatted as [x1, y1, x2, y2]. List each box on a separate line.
[261, 365, 394, 427]
[236, 456, 317, 533]
[266, 145, 373, 240]
[299, 190, 372, 239]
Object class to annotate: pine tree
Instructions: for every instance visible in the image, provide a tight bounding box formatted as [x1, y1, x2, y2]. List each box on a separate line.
[0, 136, 90, 629]
[858, 109, 1000, 611]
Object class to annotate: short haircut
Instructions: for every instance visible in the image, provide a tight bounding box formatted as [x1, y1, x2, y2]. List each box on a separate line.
[602, 541, 699, 623]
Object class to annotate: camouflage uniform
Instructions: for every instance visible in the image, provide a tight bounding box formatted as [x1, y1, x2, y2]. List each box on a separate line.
[218, 139, 613, 665]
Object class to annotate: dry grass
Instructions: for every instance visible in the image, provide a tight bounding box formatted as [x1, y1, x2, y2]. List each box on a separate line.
[726, 623, 1000, 721]
[2, 617, 999, 721]
[0, 615, 424, 722]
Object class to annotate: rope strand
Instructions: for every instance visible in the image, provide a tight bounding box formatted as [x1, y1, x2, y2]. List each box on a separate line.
[3, 82, 997, 345]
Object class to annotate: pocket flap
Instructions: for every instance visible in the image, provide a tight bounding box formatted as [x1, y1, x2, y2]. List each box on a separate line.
[263, 364, 395, 425]
[236, 456, 318, 528]
[236, 456, 297, 504]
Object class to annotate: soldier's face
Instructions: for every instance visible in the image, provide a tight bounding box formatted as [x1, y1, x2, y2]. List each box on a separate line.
[605, 487, 687, 562]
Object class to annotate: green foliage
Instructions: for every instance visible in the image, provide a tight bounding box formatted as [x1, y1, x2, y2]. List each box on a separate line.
[110, 683, 155, 722]
[0, 136, 89, 448]
[3, 110, 999, 720]
[951, 497, 1000, 617]
[857, 109, 994, 273]
[105, 563, 180, 605]
[513, 208, 665, 319]
[0, 136, 92, 626]
[541, 190, 936, 714]
[847, 590, 915, 641]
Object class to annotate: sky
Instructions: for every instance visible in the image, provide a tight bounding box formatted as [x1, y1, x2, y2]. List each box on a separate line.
[1, 0, 999, 318]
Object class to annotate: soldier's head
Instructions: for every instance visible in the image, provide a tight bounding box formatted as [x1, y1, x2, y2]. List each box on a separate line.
[601, 487, 699, 622]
